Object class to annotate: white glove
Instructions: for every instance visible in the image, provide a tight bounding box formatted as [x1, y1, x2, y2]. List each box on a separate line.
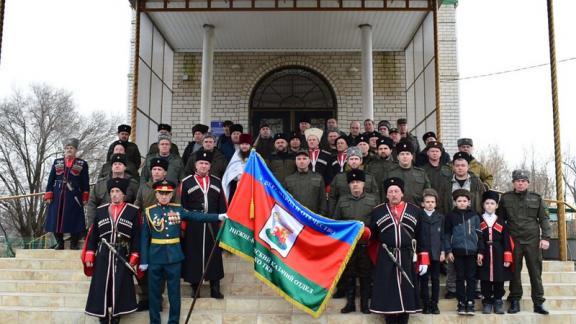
[139, 264, 148, 271]
[418, 264, 428, 276]
[218, 213, 229, 221]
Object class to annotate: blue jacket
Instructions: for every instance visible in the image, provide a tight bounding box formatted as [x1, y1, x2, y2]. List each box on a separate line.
[443, 208, 481, 256]
[141, 203, 219, 265]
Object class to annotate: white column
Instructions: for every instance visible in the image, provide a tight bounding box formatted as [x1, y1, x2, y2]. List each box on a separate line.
[360, 24, 374, 120]
[200, 24, 215, 125]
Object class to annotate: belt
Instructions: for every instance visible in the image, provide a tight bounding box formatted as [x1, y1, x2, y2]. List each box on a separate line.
[151, 238, 180, 244]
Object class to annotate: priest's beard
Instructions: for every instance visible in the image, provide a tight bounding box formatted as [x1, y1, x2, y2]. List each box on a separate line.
[240, 149, 250, 160]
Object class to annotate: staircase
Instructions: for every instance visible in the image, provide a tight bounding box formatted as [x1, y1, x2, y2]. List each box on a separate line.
[0, 249, 574, 323]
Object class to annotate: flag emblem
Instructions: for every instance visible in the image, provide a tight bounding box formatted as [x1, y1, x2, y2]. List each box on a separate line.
[259, 204, 303, 257]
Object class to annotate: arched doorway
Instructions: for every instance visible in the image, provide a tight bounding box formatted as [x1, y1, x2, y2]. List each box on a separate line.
[249, 66, 337, 135]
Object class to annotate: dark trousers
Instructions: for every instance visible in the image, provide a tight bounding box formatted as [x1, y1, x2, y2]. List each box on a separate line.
[481, 280, 505, 304]
[54, 232, 80, 244]
[148, 263, 181, 324]
[420, 260, 441, 304]
[385, 313, 409, 324]
[454, 255, 476, 303]
[508, 243, 545, 305]
[137, 272, 166, 303]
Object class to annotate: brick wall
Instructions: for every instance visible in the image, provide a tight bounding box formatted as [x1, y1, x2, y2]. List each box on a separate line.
[170, 52, 406, 150]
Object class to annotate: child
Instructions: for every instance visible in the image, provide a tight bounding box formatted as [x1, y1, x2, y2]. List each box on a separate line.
[419, 188, 445, 314]
[444, 189, 481, 315]
[477, 190, 513, 314]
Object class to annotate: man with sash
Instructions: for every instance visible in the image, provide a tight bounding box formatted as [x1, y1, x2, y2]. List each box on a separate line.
[139, 180, 227, 324]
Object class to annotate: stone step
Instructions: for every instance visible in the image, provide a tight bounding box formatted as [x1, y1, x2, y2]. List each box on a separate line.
[3, 267, 573, 284]
[1, 291, 575, 312]
[2, 278, 575, 298]
[13, 249, 576, 273]
[0, 306, 575, 324]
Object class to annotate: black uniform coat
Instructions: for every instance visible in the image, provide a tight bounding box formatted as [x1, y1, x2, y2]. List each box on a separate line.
[477, 215, 514, 282]
[253, 137, 275, 160]
[106, 141, 142, 170]
[181, 141, 203, 166]
[419, 211, 445, 261]
[309, 149, 334, 186]
[369, 202, 429, 314]
[85, 203, 140, 317]
[179, 174, 227, 283]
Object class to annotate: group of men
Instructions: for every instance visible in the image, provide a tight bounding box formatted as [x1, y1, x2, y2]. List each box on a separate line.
[44, 116, 552, 323]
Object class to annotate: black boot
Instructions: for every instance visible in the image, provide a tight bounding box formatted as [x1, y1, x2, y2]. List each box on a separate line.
[70, 233, 80, 250]
[210, 280, 224, 299]
[493, 299, 504, 314]
[533, 303, 549, 315]
[136, 300, 149, 311]
[111, 317, 120, 324]
[430, 302, 440, 314]
[508, 300, 520, 314]
[54, 233, 64, 250]
[359, 278, 370, 314]
[482, 303, 493, 314]
[191, 284, 200, 298]
[340, 277, 356, 313]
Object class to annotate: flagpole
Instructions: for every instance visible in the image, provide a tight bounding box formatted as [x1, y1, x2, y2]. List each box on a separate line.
[184, 236, 220, 324]
[546, 0, 567, 261]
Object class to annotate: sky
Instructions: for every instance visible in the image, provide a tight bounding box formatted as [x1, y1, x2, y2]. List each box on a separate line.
[0, 0, 574, 166]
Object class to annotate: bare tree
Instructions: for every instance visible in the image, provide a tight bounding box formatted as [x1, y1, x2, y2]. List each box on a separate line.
[563, 148, 576, 204]
[517, 146, 555, 199]
[0, 84, 116, 238]
[475, 145, 512, 192]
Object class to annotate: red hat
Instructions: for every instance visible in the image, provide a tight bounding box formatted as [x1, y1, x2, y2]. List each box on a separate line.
[239, 134, 253, 145]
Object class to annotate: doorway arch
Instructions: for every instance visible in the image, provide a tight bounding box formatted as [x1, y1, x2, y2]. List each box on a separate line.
[249, 66, 337, 135]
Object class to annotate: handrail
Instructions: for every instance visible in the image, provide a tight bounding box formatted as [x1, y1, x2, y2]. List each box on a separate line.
[0, 192, 45, 202]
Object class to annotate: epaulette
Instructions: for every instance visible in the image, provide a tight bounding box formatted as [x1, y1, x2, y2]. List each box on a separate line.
[210, 174, 222, 181]
[321, 149, 332, 155]
[97, 203, 111, 209]
[182, 174, 194, 182]
[167, 203, 182, 207]
[126, 203, 140, 210]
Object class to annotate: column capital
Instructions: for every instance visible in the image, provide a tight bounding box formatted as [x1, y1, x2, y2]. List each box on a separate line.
[358, 24, 372, 29]
[203, 24, 215, 30]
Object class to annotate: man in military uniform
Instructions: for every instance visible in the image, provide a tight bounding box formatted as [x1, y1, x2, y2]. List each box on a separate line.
[366, 137, 395, 182]
[100, 140, 140, 181]
[397, 118, 420, 155]
[289, 131, 303, 154]
[141, 135, 185, 185]
[267, 133, 296, 184]
[147, 124, 180, 157]
[381, 140, 431, 206]
[415, 132, 451, 167]
[253, 123, 275, 159]
[106, 124, 142, 169]
[184, 134, 228, 179]
[366, 131, 381, 155]
[356, 135, 376, 166]
[133, 157, 174, 311]
[180, 150, 227, 299]
[499, 170, 551, 315]
[86, 154, 139, 226]
[420, 141, 452, 214]
[457, 138, 493, 189]
[305, 127, 334, 186]
[283, 150, 327, 215]
[139, 180, 227, 324]
[328, 147, 378, 215]
[324, 130, 341, 154]
[333, 169, 379, 314]
[182, 123, 209, 165]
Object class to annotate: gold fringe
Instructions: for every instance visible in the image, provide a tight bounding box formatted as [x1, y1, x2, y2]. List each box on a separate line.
[220, 223, 365, 318]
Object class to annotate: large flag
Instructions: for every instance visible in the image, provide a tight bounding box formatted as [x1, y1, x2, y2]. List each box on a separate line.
[218, 150, 365, 318]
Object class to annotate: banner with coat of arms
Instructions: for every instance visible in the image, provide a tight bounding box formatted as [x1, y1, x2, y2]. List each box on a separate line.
[217, 150, 365, 317]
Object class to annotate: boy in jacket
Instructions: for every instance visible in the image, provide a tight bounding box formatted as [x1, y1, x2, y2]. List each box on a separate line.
[477, 190, 514, 314]
[444, 189, 482, 315]
[419, 189, 445, 314]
